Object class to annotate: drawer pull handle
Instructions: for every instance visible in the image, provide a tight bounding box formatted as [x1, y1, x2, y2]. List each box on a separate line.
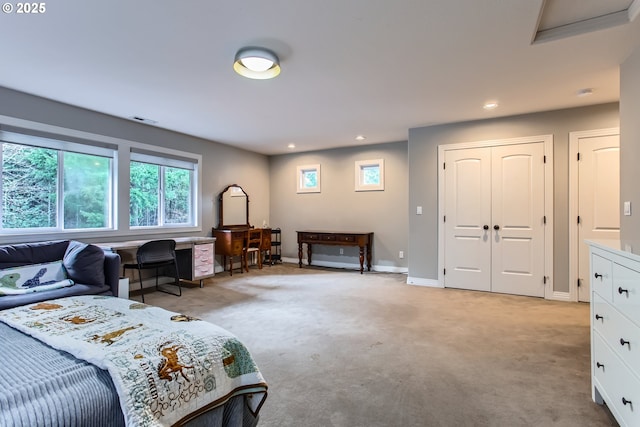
[618, 287, 629, 296]
[596, 362, 605, 370]
[594, 273, 603, 279]
[595, 314, 604, 321]
[622, 397, 632, 406]
[620, 338, 631, 347]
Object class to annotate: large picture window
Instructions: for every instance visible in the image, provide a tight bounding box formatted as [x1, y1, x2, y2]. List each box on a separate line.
[1, 131, 113, 232]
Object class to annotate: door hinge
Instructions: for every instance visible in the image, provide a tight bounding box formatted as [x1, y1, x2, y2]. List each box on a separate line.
[443, 268, 446, 275]
[443, 215, 446, 223]
[577, 215, 581, 224]
[543, 276, 547, 284]
[543, 155, 546, 164]
[577, 278, 581, 287]
[443, 162, 446, 170]
[577, 152, 581, 161]
[543, 215, 546, 224]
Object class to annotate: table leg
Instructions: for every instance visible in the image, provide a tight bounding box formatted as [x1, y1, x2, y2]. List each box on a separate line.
[307, 244, 313, 266]
[359, 245, 365, 274]
[366, 243, 372, 271]
[298, 242, 303, 267]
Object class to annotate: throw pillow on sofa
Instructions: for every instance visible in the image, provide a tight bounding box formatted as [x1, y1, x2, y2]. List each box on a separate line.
[0, 261, 74, 295]
[63, 241, 106, 287]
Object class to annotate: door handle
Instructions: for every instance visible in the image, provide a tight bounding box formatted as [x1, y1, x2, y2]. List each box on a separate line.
[493, 225, 500, 230]
[483, 225, 489, 230]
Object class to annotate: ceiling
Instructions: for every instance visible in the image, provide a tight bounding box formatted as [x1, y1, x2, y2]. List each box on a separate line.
[1, 0, 639, 155]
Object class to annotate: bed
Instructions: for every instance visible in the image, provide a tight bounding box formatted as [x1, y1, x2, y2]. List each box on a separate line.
[0, 296, 267, 427]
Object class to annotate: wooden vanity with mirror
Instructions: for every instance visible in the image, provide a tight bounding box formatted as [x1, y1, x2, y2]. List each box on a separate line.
[212, 184, 272, 274]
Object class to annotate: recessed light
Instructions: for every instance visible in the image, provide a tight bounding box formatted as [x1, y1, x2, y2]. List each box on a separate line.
[483, 101, 499, 110]
[287, 143, 296, 149]
[355, 135, 366, 141]
[577, 88, 594, 97]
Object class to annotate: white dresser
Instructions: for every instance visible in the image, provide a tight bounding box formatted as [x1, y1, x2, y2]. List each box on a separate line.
[588, 240, 640, 426]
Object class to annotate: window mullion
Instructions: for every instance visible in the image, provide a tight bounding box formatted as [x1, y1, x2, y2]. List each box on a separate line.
[57, 150, 64, 230]
[158, 166, 165, 227]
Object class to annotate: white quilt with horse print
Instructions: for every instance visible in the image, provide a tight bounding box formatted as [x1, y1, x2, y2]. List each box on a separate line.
[0, 295, 267, 427]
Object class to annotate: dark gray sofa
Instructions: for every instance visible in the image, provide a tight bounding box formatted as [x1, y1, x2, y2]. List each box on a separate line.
[0, 240, 121, 310]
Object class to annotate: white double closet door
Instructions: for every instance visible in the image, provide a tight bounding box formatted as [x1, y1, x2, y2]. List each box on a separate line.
[443, 142, 546, 297]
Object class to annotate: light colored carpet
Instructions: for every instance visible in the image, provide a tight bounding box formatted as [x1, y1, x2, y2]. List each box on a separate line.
[141, 263, 617, 427]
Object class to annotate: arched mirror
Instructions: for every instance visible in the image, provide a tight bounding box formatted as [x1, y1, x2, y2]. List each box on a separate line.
[218, 184, 249, 229]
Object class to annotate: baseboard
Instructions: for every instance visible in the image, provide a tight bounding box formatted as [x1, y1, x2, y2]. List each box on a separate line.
[281, 257, 407, 273]
[406, 277, 443, 287]
[547, 290, 572, 301]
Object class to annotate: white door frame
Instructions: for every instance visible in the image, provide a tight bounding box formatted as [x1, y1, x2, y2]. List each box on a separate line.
[568, 128, 620, 302]
[438, 134, 555, 299]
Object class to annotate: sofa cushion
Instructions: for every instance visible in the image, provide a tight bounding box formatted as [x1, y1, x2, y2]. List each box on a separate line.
[63, 241, 105, 287]
[0, 261, 74, 295]
[0, 240, 70, 269]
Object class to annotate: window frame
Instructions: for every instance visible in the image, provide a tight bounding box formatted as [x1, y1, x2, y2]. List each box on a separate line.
[129, 151, 196, 229]
[296, 164, 321, 194]
[355, 158, 384, 191]
[1, 129, 116, 234]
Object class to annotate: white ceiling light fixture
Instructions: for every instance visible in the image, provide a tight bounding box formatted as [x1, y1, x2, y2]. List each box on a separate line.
[287, 143, 296, 149]
[355, 135, 366, 141]
[234, 47, 281, 80]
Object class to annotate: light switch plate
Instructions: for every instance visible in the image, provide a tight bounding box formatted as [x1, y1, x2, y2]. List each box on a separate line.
[624, 201, 632, 216]
[417, 206, 423, 215]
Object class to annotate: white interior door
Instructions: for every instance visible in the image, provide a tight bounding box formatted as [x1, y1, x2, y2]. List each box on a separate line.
[443, 143, 546, 297]
[490, 144, 546, 297]
[443, 148, 491, 291]
[577, 134, 620, 302]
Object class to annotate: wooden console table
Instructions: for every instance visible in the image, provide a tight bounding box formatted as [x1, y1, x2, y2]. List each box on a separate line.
[297, 231, 373, 274]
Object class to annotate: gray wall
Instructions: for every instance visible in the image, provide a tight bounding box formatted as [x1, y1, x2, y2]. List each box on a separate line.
[408, 103, 620, 292]
[269, 142, 408, 271]
[0, 87, 270, 243]
[621, 47, 640, 247]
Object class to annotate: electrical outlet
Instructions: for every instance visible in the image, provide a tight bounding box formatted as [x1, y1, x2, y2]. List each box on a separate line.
[399, 251, 404, 259]
[339, 248, 344, 255]
[624, 201, 632, 216]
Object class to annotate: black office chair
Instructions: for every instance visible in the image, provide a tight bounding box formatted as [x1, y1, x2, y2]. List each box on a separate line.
[122, 239, 181, 303]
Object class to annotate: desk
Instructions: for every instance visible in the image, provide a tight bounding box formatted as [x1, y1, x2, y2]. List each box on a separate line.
[212, 228, 272, 274]
[212, 228, 247, 275]
[97, 237, 216, 287]
[297, 231, 373, 274]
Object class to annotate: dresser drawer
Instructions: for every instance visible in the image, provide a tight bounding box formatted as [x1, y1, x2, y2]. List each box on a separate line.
[592, 253, 613, 302]
[194, 263, 214, 278]
[337, 234, 356, 243]
[592, 293, 615, 342]
[194, 243, 214, 267]
[592, 332, 617, 403]
[321, 234, 337, 241]
[194, 243, 213, 258]
[596, 331, 640, 427]
[300, 233, 320, 241]
[613, 263, 640, 327]
[603, 300, 640, 379]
